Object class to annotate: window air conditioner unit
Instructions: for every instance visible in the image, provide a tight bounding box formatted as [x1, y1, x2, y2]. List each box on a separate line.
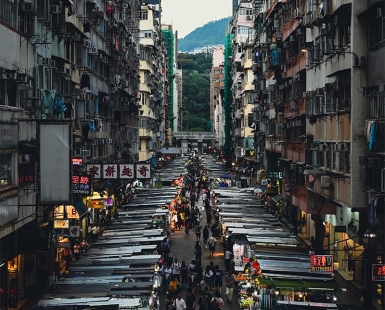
[320, 175, 331, 188]
[298, 166, 304, 174]
[377, 8, 382, 18]
[89, 47, 98, 54]
[367, 157, 379, 168]
[381, 168, 385, 192]
[51, 5, 60, 14]
[290, 163, 295, 170]
[284, 184, 291, 192]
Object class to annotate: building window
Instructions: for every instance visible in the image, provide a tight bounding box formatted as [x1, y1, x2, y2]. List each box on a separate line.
[0, 0, 17, 29]
[0, 153, 15, 187]
[141, 11, 148, 20]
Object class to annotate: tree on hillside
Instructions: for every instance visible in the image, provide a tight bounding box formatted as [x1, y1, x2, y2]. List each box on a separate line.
[178, 53, 212, 131]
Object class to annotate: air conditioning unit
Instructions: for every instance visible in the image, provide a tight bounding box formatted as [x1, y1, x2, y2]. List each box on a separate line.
[89, 47, 98, 54]
[290, 163, 295, 170]
[298, 166, 305, 174]
[368, 157, 380, 168]
[82, 39, 92, 48]
[381, 168, 385, 192]
[284, 184, 291, 192]
[102, 56, 108, 63]
[321, 175, 331, 188]
[276, 31, 283, 41]
[246, 15, 253, 20]
[51, 5, 60, 14]
[359, 156, 368, 165]
[296, 28, 302, 36]
[26, 89, 41, 99]
[303, 92, 308, 98]
[377, 8, 383, 18]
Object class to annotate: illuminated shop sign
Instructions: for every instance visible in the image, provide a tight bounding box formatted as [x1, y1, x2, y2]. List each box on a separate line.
[310, 255, 333, 272]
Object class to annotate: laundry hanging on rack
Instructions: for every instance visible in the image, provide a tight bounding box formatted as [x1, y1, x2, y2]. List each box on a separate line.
[367, 120, 377, 151]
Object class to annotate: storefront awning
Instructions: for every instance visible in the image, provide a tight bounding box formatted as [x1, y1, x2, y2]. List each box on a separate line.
[73, 197, 88, 218]
[278, 157, 292, 162]
[271, 194, 283, 203]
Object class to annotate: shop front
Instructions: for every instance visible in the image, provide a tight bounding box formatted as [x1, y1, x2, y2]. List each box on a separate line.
[323, 204, 363, 281]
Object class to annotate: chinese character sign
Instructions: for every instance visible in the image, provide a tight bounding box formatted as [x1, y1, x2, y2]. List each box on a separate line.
[310, 255, 333, 272]
[72, 174, 92, 196]
[372, 264, 385, 281]
[87, 164, 101, 179]
[120, 164, 134, 179]
[56, 226, 80, 237]
[102, 164, 118, 179]
[136, 164, 151, 179]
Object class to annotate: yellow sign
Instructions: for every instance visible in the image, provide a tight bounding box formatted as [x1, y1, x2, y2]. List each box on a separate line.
[87, 200, 104, 209]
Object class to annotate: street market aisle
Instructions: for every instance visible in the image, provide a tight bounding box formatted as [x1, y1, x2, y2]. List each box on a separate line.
[160, 199, 232, 310]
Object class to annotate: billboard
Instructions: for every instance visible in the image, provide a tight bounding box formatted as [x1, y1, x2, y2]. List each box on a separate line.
[72, 174, 92, 196]
[310, 255, 333, 272]
[39, 123, 71, 204]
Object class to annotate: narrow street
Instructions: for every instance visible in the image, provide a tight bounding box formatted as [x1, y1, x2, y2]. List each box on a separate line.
[159, 197, 232, 310]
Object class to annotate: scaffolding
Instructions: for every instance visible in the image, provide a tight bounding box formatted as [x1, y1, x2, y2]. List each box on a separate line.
[162, 28, 175, 131]
[223, 33, 234, 158]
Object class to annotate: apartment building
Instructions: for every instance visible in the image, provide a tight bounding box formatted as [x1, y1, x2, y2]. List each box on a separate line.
[231, 0, 385, 306]
[138, 3, 165, 162]
[229, 1, 257, 187]
[0, 0, 172, 307]
[211, 46, 225, 147]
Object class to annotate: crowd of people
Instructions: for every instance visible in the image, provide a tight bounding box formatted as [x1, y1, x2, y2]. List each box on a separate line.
[160, 154, 237, 310]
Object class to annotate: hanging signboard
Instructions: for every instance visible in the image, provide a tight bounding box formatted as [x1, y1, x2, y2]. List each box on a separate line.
[310, 255, 333, 272]
[102, 164, 118, 179]
[136, 164, 151, 179]
[56, 226, 81, 238]
[120, 164, 134, 179]
[86, 164, 101, 179]
[72, 157, 83, 165]
[53, 219, 69, 229]
[372, 264, 385, 281]
[72, 174, 92, 195]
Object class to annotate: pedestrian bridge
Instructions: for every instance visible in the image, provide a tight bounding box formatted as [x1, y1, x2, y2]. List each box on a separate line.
[172, 131, 215, 142]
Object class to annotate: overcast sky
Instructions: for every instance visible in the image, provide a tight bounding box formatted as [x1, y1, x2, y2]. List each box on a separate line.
[161, 0, 232, 38]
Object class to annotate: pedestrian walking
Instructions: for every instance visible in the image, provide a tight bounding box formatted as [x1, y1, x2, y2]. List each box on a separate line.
[203, 226, 209, 245]
[169, 275, 181, 297]
[225, 270, 235, 303]
[224, 248, 232, 271]
[186, 288, 196, 310]
[207, 234, 216, 258]
[206, 213, 212, 227]
[198, 290, 209, 310]
[166, 291, 175, 310]
[73, 242, 81, 261]
[210, 291, 224, 309]
[181, 260, 188, 288]
[195, 241, 202, 263]
[195, 222, 201, 240]
[204, 266, 213, 290]
[214, 265, 224, 293]
[172, 258, 181, 282]
[174, 293, 187, 310]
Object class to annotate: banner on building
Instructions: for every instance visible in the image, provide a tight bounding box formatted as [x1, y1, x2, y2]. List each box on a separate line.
[86, 164, 151, 179]
[39, 123, 71, 204]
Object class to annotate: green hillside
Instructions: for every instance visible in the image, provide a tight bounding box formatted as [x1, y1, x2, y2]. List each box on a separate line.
[178, 17, 231, 52]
